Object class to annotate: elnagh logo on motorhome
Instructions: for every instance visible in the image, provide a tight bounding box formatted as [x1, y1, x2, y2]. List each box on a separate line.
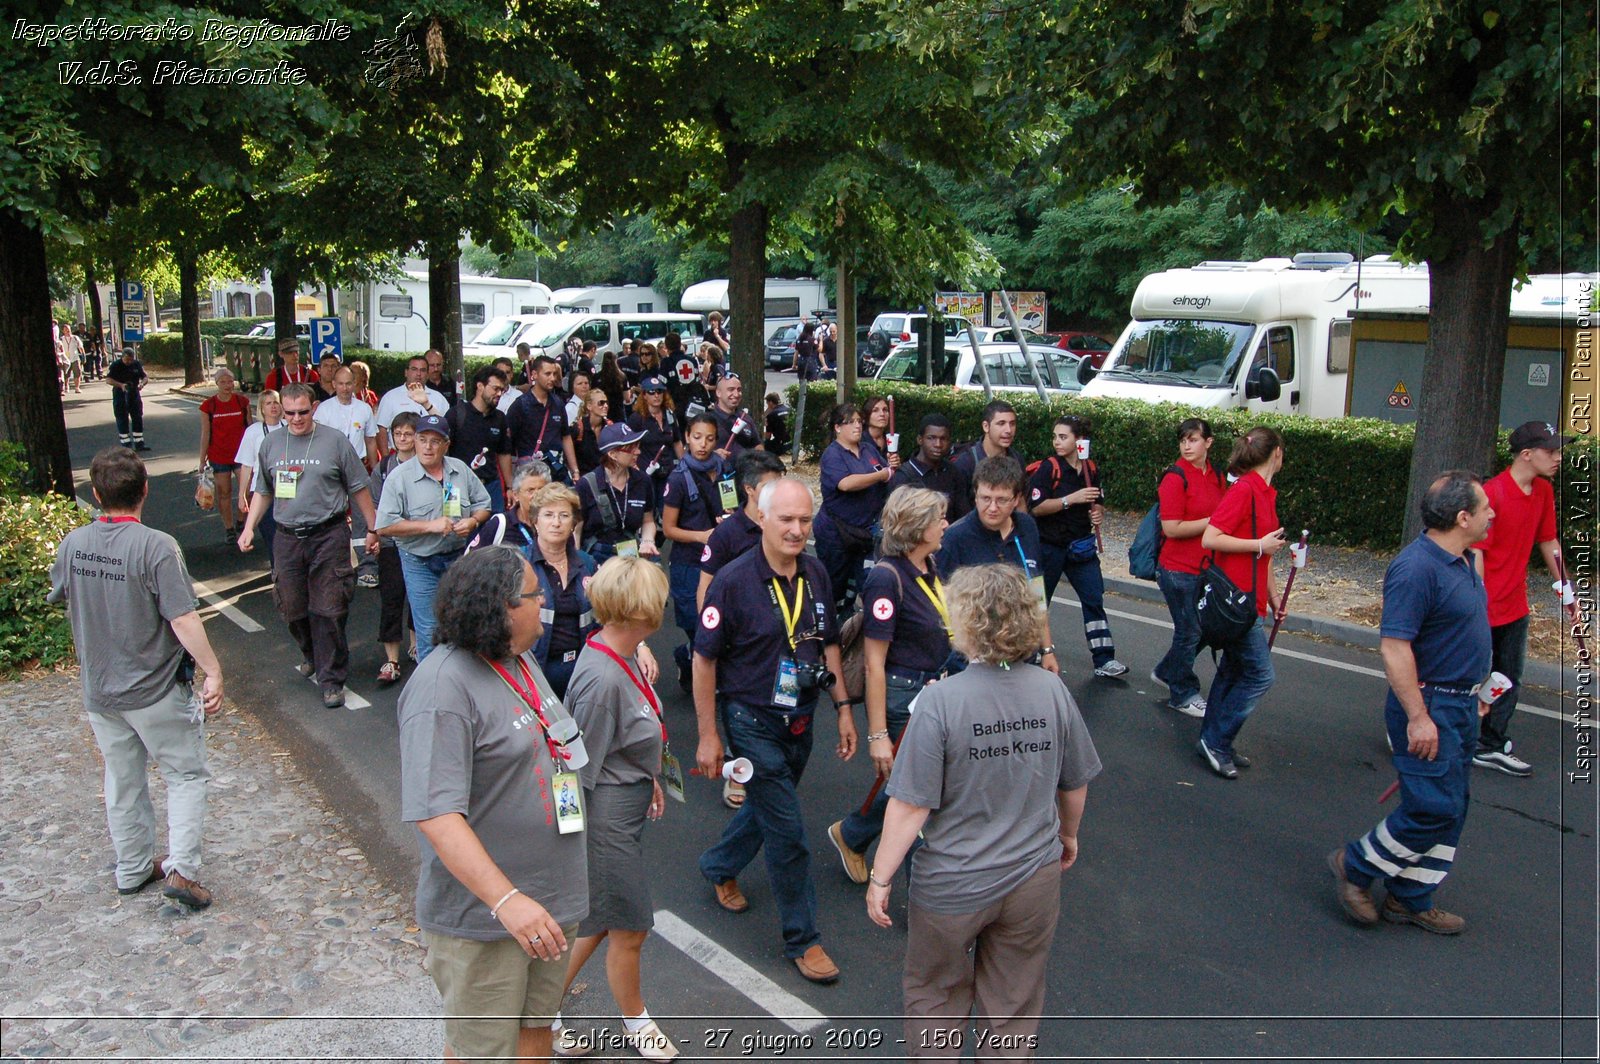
[1172, 295, 1211, 309]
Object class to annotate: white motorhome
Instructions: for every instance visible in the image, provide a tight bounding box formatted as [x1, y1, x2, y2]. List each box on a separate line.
[1080, 254, 1431, 418]
[680, 277, 830, 336]
[344, 271, 553, 352]
[549, 284, 669, 314]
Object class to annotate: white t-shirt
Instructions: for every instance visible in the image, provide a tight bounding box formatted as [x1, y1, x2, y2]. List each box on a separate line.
[313, 396, 377, 458]
[375, 385, 450, 429]
[235, 420, 286, 469]
[497, 387, 523, 415]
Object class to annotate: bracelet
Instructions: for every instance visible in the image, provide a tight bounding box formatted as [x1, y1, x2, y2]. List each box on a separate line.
[1255, 539, 1263, 558]
[866, 730, 890, 743]
[489, 887, 521, 921]
[867, 871, 890, 888]
[1041, 645, 1056, 656]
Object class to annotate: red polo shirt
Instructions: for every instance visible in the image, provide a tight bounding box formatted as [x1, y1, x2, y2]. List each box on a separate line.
[1208, 470, 1279, 615]
[1480, 469, 1556, 626]
[1157, 461, 1226, 574]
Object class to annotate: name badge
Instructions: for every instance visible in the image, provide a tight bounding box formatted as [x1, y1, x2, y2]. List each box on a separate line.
[553, 771, 585, 834]
[772, 658, 800, 709]
[562, 649, 578, 663]
[275, 468, 300, 499]
[717, 476, 739, 512]
[615, 539, 639, 558]
[660, 745, 687, 804]
[1030, 574, 1047, 605]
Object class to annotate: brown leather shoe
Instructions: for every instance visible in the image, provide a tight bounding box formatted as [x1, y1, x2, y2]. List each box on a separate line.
[1327, 848, 1378, 925]
[1382, 895, 1464, 935]
[117, 856, 167, 896]
[163, 870, 213, 910]
[713, 879, 748, 914]
[794, 944, 839, 984]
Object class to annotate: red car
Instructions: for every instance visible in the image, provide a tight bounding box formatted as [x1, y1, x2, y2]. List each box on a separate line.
[1040, 331, 1116, 368]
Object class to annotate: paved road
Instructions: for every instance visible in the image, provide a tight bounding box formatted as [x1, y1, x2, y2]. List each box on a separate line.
[60, 375, 1598, 1062]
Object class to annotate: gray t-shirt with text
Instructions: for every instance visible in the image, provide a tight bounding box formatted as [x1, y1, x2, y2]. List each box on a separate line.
[887, 662, 1101, 914]
[252, 423, 370, 526]
[49, 520, 197, 714]
[398, 645, 589, 939]
[565, 642, 664, 790]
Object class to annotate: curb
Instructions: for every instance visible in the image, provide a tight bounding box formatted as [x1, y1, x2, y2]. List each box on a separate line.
[1101, 573, 1577, 694]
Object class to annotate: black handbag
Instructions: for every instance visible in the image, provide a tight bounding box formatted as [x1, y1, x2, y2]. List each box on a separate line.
[1194, 503, 1257, 650]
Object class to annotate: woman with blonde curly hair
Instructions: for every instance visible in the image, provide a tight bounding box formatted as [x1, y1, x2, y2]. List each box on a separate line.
[865, 563, 1101, 1059]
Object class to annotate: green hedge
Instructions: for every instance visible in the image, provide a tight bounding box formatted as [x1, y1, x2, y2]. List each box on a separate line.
[0, 445, 88, 675]
[342, 348, 499, 394]
[787, 381, 1599, 553]
[197, 316, 270, 342]
[135, 333, 187, 367]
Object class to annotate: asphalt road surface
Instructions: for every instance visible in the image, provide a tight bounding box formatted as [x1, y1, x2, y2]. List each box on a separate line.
[60, 375, 1598, 1062]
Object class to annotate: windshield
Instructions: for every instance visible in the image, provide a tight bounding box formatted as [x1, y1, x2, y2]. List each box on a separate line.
[1107, 319, 1256, 386]
[527, 319, 581, 348]
[470, 317, 525, 347]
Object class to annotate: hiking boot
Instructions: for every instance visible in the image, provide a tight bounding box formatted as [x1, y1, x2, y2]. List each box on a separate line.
[117, 857, 167, 895]
[163, 870, 213, 910]
[356, 572, 380, 589]
[1382, 895, 1465, 935]
[1197, 739, 1237, 780]
[294, 661, 316, 680]
[827, 821, 868, 884]
[322, 685, 346, 709]
[1327, 848, 1378, 925]
[1473, 741, 1532, 777]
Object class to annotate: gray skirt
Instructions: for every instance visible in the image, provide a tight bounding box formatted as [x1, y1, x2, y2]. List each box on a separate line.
[576, 779, 654, 936]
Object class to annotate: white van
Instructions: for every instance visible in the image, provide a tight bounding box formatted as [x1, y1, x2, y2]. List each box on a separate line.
[681, 277, 830, 338]
[464, 311, 704, 362]
[1080, 254, 1431, 418]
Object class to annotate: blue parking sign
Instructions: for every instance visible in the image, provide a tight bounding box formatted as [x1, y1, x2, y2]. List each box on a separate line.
[311, 317, 343, 361]
[121, 281, 144, 304]
[122, 311, 145, 343]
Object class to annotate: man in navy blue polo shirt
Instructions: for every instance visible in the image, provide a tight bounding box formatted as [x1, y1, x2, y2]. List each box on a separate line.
[1329, 470, 1494, 936]
[950, 400, 1024, 481]
[694, 478, 858, 985]
[507, 356, 579, 483]
[936, 456, 1060, 676]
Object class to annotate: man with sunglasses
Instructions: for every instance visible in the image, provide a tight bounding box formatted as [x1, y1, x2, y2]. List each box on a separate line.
[239, 383, 379, 708]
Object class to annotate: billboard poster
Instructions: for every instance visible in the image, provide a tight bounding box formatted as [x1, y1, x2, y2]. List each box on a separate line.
[934, 291, 985, 323]
[988, 290, 1048, 331]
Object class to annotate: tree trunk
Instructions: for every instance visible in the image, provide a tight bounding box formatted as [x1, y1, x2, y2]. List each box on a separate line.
[837, 259, 856, 402]
[1401, 202, 1519, 541]
[427, 243, 463, 387]
[112, 264, 127, 348]
[272, 265, 298, 352]
[178, 244, 204, 385]
[728, 201, 768, 387]
[0, 210, 74, 497]
[84, 258, 103, 349]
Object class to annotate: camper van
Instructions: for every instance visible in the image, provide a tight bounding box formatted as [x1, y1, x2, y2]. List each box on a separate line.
[549, 284, 669, 314]
[680, 277, 830, 338]
[1080, 254, 1432, 419]
[345, 271, 554, 352]
[464, 311, 704, 362]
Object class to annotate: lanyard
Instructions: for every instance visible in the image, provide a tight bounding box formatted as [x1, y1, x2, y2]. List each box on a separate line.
[768, 577, 807, 651]
[97, 515, 139, 524]
[483, 655, 564, 764]
[915, 572, 952, 635]
[584, 636, 667, 743]
[1012, 536, 1030, 571]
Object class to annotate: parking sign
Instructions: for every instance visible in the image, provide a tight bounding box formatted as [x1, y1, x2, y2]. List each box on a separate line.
[121, 281, 144, 304]
[122, 312, 145, 343]
[311, 317, 343, 361]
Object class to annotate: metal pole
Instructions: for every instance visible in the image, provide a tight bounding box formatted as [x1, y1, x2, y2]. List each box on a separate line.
[998, 289, 1056, 399]
[965, 322, 993, 402]
[792, 379, 809, 466]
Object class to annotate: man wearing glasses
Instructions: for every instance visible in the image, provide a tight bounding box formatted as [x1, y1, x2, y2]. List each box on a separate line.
[239, 383, 380, 708]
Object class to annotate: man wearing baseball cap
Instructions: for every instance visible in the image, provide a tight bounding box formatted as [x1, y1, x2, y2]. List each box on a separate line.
[1475, 420, 1571, 776]
[374, 414, 492, 661]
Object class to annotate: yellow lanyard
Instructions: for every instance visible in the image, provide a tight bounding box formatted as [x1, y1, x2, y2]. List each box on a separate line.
[771, 578, 806, 650]
[916, 574, 952, 636]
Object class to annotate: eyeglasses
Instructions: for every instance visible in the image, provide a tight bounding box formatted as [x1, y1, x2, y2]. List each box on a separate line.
[282, 407, 314, 417]
[520, 589, 545, 601]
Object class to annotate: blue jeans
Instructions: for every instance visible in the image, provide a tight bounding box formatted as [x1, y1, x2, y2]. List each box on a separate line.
[699, 700, 820, 958]
[1200, 617, 1274, 756]
[838, 676, 919, 853]
[1154, 568, 1203, 706]
[1345, 687, 1477, 911]
[399, 549, 463, 661]
[669, 560, 699, 674]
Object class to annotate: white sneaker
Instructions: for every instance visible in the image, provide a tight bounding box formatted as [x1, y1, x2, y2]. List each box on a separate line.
[1171, 695, 1206, 718]
[626, 1019, 680, 1062]
[1094, 659, 1129, 678]
[1472, 741, 1532, 777]
[552, 1027, 593, 1058]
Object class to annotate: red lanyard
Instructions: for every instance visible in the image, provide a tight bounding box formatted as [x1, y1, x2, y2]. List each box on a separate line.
[584, 636, 666, 742]
[483, 655, 564, 763]
[97, 516, 140, 524]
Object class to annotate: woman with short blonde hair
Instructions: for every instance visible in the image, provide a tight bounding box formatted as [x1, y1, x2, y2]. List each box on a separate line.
[586, 556, 668, 630]
[946, 563, 1047, 666]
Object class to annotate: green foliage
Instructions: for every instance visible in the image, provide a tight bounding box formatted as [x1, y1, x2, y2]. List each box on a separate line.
[0, 444, 87, 674]
[341, 348, 498, 394]
[135, 333, 185, 367]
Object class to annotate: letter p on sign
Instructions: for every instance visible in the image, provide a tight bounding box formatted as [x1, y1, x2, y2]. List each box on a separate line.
[312, 317, 343, 361]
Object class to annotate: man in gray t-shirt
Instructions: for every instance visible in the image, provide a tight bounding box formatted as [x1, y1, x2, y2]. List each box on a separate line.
[239, 383, 378, 707]
[49, 447, 225, 909]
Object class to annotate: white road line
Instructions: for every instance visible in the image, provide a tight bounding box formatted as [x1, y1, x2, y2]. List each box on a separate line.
[652, 910, 829, 1034]
[345, 689, 372, 709]
[1051, 593, 1575, 725]
[191, 578, 265, 633]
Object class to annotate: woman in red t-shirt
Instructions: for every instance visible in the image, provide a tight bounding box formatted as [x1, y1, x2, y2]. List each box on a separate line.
[1194, 426, 1289, 779]
[198, 367, 253, 543]
[1152, 418, 1226, 717]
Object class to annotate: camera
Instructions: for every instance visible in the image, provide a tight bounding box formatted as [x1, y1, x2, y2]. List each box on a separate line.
[794, 661, 836, 693]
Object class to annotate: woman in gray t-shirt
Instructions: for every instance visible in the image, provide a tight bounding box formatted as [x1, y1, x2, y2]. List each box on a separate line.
[866, 563, 1101, 1059]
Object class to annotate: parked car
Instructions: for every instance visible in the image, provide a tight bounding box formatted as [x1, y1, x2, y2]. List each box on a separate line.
[865, 313, 976, 359]
[1049, 330, 1116, 368]
[765, 323, 802, 368]
[970, 325, 1052, 346]
[244, 321, 312, 339]
[874, 341, 1083, 395]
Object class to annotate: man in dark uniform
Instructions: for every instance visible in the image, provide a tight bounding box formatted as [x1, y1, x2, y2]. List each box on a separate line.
[239, 383, 380, 708]
[890, 413, 971, 521]
[507, 356, 579, 484]
[709, 374, 759, 459]
[447, 366, 514, 514]
[693, 478, 857, 985]
[1329, 470, 1494, 935]
[106, 346, 150, 450]
[425, 348, 459, 405]
[950, 400, 1023, 481]
[660, 330, 698, 413]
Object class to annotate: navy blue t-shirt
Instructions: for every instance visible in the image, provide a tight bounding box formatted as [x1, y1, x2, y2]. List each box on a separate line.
[1380, 535, 1492, 686]
[861, 556, 954, 674]
[935, 509, 1044, 586]
[701, 508, 762, 577]
[628, 410, 682, 483]
[820, 440, 889, 530]
[577, 468, 652, 545]
[697, 548, 838, 711]
[951, 440, 1022, 481]
[891, 457, 971, 522]
[1027, 456, 1101, 545]
[507, 390, 571, 457]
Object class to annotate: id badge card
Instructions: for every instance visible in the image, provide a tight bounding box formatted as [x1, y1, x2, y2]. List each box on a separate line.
[660, 746, 687, 803]
[1030, 574, 1047, 605]
[616, 539, 640, 558]
[717, 476, 739, 512]
[274, 468, 300, 499]
[773, 658, 801, 709]
[443, 486, 462, 518]
[553, 771, 585, 834]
